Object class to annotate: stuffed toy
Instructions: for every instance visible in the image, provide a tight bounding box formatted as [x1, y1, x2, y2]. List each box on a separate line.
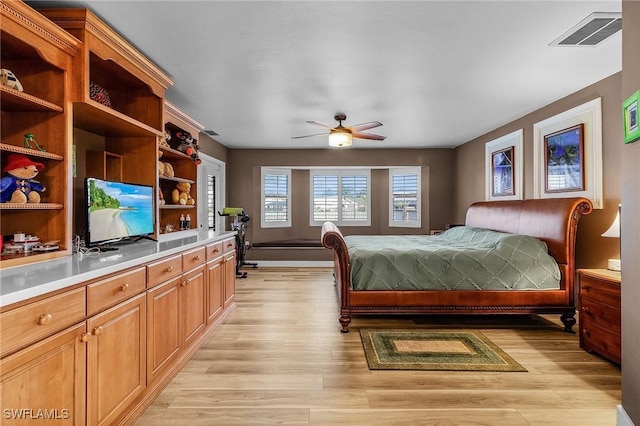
[158, 130, 171, 149]
[1, 153, 46, 203]
[175, 131, 202, 165]
[171, 181, 195, 206]
[158, 187, 165, 206]
[0, 68, 24, 92]
[157, 150, 174, 178]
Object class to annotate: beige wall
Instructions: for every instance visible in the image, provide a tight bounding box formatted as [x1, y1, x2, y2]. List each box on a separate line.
[225, 149, 455, 259]
[620, 0, 639, 423]
[454, 73, 623, 270]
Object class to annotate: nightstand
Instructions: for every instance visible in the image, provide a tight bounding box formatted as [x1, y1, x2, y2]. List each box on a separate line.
[577, 269, 621, 364]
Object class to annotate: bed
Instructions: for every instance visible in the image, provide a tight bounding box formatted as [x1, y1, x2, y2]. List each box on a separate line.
[321, 197, 593, 333]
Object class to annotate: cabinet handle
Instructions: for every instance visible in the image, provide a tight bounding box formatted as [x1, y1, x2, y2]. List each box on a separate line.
[194, 255, 201, 261]
[581, 306, 590, 313]
[213, 248, 220, 253]
[93, 326, 103, 336]
[581, 285, 590, 291]
[120, 283, 129, 291]
[80, 333, 90, 343]
[36, 314, 52, 325]
[227, 243, 233, 248]
[181, 279, 188, 287]
[583, 328, 591, 337]
[164, 266, 173, 273]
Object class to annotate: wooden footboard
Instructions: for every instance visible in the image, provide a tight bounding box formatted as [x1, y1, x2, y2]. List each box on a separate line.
[321, 197, 593, 333]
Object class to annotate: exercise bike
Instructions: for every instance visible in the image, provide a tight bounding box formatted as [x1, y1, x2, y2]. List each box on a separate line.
[218, 207, 257, 278]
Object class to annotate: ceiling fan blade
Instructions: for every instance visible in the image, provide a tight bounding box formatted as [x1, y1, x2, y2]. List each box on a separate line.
[305, 120, 334, 130]
[349, 121, 383, 132]
[352, 131, 386, 141]
[291, 132, 330, 139]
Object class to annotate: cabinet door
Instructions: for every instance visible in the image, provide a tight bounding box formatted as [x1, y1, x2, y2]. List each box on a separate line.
[0, 323, 87, 426]
[206, 259, 224, 324]
[87, 294, 146, 426]
[223, 252, 237, 307]
[146, 276, 181, 384]
[181, 265, 206, 348]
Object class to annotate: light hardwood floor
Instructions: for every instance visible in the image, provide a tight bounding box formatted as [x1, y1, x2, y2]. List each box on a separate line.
[135, 267, 621, 426]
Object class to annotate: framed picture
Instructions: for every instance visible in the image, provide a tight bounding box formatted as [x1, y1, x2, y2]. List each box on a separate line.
[533, 98, 602, 209]
[544, 123, 584, 193]
[623, 90, 640, 144]
[485, 129, 523, 201]
[491, 146, 515, 197]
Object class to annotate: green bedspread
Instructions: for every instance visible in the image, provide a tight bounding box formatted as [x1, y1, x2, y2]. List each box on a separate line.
[344, 226, 560, 291]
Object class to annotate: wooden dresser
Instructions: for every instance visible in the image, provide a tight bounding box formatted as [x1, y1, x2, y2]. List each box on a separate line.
[577, 269, 621, 364]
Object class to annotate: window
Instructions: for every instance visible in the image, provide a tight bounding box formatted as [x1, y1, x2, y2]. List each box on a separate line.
[261, 168, 291, 228]
[207, 174, 216, 231]
[389, 167, 421, 228]
[311, 169, 370, 226]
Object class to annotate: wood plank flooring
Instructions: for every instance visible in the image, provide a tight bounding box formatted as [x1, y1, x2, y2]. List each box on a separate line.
[134, 267, 621, 426]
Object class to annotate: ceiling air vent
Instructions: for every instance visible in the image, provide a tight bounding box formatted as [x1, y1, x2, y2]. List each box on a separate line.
[204, 129, 219, 136]
[550, 12, 621, 46]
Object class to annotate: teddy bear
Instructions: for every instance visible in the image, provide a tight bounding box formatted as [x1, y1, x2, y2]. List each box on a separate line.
[157, 150, 174, 178]
[0, 153, 46, 203]
[158, 187, 165, 206]
[171, 181, 195, 206]
[175, 131, 202, 165]
[158, 130, 171, 149]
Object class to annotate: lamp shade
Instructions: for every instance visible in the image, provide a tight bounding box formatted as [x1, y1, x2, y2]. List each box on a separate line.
[328, 131, 352, 147]
[601, 210, 620, 238]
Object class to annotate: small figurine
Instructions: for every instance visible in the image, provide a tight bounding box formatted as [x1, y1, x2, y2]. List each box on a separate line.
[1, 153, 46, 203]
[24, 133, 46, 152]
[175, 131, 202, 165]
[0, 68, 24, 92]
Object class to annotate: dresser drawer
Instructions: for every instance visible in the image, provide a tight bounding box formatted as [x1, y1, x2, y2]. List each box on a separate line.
[147, 254, 183, 288]
[0, 287, 86, 357]
[206, 242, 223, 260]
[183, 247, 206, 271]
[223, 238, 236, 254]
[87, 267, 146, 316]
[580, 298, 621, 335]
[581, 318, 621, 364]
[578, 275, 620, 307]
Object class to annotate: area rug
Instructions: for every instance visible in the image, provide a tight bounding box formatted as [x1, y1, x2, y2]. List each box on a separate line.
[360, 329, 527, 372]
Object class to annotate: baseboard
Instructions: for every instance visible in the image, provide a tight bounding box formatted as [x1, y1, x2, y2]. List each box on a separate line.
[242, 260, 333, 268]
[617, 405, 636, 426]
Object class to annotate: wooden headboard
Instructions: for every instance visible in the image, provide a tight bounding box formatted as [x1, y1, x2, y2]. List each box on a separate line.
[465, 197, 593, 267]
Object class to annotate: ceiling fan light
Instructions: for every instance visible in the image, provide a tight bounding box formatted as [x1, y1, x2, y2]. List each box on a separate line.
[328, 131, 352, 148]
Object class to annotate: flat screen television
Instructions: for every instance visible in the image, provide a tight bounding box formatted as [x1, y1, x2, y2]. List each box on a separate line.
[85, 177, 155, 246]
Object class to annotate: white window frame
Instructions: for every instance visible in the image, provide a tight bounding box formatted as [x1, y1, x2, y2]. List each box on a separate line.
[310, 168, 371, 227]
[261, 167, 291, 228]
[388, 167, 421, 228]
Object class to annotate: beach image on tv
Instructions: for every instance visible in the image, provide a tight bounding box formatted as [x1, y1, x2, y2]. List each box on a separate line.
[88, 179, 154, 243]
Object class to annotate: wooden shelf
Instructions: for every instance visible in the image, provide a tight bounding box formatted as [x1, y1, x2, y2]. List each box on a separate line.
[74, 101, 162, 137]
[159, 145, 193, 160]
[0, 86, 64, 112]
[0, 203, 64, 210]
[160, 205, 196, 210]
[159, 175, 195, 184]
[0, 143, 64, 161]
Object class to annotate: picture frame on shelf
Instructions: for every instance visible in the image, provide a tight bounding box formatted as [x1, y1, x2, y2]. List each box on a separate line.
[484, 129, 523, 201]
[543, 123, 585, 193]
[623, 90, 640, 144]
[533, 97, 603, 209]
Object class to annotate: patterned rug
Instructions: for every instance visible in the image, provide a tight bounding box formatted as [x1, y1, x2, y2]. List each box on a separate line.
[360, 329, 527, 372]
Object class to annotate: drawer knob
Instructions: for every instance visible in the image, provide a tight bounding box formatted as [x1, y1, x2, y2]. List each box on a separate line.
[80, 333, 90, 343]
[164, 266, 173, 273]
[120, 283, 129, 291]
[180, 279, 188, 287]
[581, 285, 590, 291]
[227, 243, 233, 248]
[213, 248, 220, 253]
[93, 326, 103, 336]
[36, 314, 52, 325]
[582, 306, 590, 313]
[194, 255, 201, 261]
[583, 328, 591, 337]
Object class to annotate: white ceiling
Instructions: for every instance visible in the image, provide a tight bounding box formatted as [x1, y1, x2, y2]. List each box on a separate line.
[28, 1, 622, 150]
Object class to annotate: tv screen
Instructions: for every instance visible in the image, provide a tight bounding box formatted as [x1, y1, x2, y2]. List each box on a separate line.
[86, 177, 155, 246]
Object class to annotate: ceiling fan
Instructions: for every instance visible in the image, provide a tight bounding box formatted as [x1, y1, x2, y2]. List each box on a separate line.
[292, 113, 386, 147]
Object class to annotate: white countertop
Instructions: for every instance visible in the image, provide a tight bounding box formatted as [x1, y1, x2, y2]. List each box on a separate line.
[0, 231, 236, 308]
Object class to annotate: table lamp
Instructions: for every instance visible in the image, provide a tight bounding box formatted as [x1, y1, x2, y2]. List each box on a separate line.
[601, 206, 621, 271]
